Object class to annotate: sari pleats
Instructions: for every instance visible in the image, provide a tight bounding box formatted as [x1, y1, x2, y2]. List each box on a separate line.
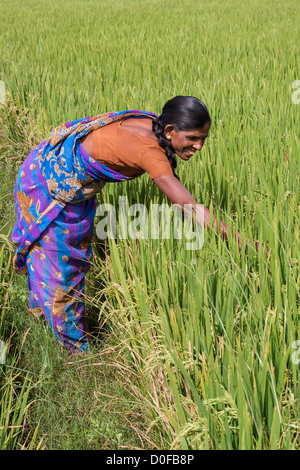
[26, 198, 96, 352]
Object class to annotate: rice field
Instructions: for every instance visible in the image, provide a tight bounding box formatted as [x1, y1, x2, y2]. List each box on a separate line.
[0, 0, 299, 450]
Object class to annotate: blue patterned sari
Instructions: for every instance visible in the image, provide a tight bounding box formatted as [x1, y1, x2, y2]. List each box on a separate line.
[12, 110, 158, 352]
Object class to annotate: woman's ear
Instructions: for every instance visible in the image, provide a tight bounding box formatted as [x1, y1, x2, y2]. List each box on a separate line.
[164, 124, 175, 140]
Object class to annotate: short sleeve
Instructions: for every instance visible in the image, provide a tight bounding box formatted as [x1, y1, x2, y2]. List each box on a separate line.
[138, 146, 174, 179]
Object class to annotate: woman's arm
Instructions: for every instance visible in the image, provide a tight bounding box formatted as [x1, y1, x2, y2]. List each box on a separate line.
[153, 174, 242, 249]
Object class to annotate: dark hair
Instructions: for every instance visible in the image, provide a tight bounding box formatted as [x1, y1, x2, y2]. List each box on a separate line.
[152, 96, 211, 179]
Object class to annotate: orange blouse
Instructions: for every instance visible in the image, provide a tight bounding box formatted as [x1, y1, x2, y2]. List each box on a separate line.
[91, 120, 173, 179]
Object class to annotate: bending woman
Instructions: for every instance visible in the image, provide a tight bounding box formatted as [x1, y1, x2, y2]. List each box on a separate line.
[12, 96, 250, 353]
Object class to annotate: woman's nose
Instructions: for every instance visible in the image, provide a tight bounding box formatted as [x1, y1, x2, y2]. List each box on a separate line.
[193, 141, 203, 151]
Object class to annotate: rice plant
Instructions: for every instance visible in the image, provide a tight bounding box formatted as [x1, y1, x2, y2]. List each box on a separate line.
[0, 0, 299, 450]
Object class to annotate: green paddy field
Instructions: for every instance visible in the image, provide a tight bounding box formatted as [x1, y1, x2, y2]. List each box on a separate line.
[0, 0, 299, 450]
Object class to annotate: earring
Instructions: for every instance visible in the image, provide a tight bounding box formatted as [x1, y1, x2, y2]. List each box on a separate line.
[167, 136, 172, 140]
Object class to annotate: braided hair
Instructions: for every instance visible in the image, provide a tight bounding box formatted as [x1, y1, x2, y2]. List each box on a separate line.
[152, 96, 211, 180]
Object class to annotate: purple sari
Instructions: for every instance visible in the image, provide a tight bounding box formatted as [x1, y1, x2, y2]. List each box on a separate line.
[12, 110, 158, 352]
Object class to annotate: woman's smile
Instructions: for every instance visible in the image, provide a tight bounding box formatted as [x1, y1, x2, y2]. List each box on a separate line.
[179, 148, 195, 160]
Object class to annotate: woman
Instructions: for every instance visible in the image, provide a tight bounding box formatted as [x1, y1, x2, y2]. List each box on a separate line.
[11, 96, 251, 353]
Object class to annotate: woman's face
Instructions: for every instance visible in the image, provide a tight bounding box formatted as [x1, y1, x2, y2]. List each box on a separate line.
[164, 121, 210, 161]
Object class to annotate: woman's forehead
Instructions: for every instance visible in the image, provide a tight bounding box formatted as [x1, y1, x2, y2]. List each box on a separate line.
[182, 123, 210, 137]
